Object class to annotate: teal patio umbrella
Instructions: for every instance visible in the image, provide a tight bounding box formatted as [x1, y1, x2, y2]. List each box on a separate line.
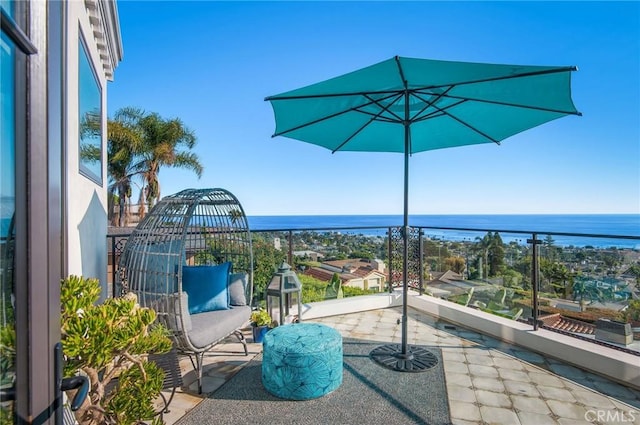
[265, 56, 580, 372]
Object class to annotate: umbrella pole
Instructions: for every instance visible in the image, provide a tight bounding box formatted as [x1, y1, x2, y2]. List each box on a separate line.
[369, 99, 438, 372]
[401, 125, 410, 356]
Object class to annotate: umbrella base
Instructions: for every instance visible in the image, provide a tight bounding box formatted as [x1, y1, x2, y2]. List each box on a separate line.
[369, 344, 438, 372]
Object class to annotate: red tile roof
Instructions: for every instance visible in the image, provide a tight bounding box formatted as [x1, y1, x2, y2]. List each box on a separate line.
[539, 313, 595, 335]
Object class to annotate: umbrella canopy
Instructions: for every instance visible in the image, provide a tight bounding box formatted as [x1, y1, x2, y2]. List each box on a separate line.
[267, 56, 579, 153]
[266, 56, 580, 371]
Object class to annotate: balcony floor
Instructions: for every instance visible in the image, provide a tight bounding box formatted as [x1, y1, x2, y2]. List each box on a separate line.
[161, 307, 640, 425]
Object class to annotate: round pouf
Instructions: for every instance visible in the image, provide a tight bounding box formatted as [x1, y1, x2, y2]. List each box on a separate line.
[262, 323, 342, 400]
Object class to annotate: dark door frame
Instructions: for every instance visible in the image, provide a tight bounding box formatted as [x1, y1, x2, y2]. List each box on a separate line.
[3, 1, 64, 423]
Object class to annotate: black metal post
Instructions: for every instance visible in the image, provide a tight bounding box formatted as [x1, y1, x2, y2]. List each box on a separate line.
[111, 235, 117, 298]
[418, 229, 424, 295]
[287, 230, 293, 265]
[528, 234, 542, 330]
[387, 227, 393, 293]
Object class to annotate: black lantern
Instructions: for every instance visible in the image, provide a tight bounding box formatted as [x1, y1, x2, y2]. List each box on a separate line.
[266, 262, 302, 326]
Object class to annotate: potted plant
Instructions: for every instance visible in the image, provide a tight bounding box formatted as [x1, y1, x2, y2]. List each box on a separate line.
[250, 309, 273, 343]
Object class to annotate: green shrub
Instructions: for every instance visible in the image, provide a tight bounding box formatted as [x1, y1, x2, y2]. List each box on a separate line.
[61, 275, 172, 425]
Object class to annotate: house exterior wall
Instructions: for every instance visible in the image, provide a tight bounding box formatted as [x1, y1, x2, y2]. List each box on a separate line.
[65, 1, 121, 297]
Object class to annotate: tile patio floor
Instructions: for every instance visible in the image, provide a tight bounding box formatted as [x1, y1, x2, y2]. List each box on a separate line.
[161, 306, 640, 425]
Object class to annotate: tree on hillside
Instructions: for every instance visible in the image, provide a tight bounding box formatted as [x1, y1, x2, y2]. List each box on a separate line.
[571, 277, 604, 312]
[473, 232, 505, 278]
[135, 112, 203, 208]
[107, 107, 144, 227]
[444, 257, 466, 275]
[540, 259, 573, 297]
[251, 235, 286, 305]
[487, 232, 505, 277]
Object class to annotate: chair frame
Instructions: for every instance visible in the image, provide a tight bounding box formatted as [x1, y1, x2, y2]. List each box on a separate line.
[116, 188, 253, 393]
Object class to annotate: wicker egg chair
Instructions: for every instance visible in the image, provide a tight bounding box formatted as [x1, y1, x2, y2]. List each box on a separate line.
[116, 188, 253, 393]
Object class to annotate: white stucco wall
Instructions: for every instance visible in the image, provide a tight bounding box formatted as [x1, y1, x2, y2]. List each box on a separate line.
[64, 1, 112, 297]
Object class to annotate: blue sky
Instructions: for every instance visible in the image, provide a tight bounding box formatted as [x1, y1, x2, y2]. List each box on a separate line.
[108, 1, 640, 216]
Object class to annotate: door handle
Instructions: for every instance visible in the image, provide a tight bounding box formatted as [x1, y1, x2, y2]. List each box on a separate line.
[55, 342, 89, 424]
[0, 386, 15, 401]
[60, 375, 89, 411]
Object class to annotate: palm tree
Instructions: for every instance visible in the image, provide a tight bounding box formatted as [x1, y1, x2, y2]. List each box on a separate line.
[572, 277, 604, 312]
[135, 113, 203, 208]
[229, 209, 244, 225]
[107, 107, 144, 227]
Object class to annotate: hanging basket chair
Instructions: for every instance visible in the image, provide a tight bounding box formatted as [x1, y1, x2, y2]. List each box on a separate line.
[116, 188, 253, 393]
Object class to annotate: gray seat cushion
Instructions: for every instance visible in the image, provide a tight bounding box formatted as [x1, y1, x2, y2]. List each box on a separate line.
[188, 305, 250, 349]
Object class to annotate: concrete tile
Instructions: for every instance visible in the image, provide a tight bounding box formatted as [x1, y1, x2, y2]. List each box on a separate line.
[498, 368, 529, 382]
[467, 363, 499, 378]
[547, 400, 589, 420]
[504, 380, 541, 398]
[472, 376, 505, 392]
[557, 419, 593, 425]
[444, 360, 470, 374]
[537, 385, 577, 403]
[447, 372, 473, 387]
[517, 411, 557, 425]
[511, 395, 551, 414]
[463, 347, 492, 357]
[571, 388, 617, 409]
[494, 357, 526, 371]
[442, 351, 466, 363]
[527, 371, 565, 388]
[162, 406, 188, 425]
[447, 385, 477, 403]
[475, 389, 512, 408]
[451, 419, 481, 425]
[466, 354, 495, 366]
[165, 392, 204, 410]
[449, 401, 482, 422]
[479, 406, 521, 425]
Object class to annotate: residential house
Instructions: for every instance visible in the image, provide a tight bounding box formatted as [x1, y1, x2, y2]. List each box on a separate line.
[305, 258, 387, 292]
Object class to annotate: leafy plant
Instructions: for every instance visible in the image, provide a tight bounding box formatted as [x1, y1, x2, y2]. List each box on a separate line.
[325, 273, 343, 299]
[0, 324, 15, 425]
[623, 299, 640, 322]
[250, 309, 273, 327]
[61, 275, 172, 425]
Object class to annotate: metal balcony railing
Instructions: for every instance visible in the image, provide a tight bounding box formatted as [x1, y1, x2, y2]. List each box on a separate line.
[107, 223, 640, 354]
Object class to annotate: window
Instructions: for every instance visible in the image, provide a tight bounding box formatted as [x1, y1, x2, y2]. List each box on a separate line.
[78, 33, 102, 184]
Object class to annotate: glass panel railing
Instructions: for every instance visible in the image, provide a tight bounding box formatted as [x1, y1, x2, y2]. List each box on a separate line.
[537, 233, 639, 353]
[108, 223, 639, 354]
[420, 230, 533, 324]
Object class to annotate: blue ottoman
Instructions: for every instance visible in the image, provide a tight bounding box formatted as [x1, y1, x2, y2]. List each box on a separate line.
[262, 323, 342, 400]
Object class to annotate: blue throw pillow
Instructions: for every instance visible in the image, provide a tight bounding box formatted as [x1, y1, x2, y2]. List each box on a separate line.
[182, 262, 231, 314]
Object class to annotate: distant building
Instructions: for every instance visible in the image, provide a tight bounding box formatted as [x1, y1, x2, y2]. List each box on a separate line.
[304, 258, 387, 292]
[426, 270, 478, 297]
[293, 250, 324, 262]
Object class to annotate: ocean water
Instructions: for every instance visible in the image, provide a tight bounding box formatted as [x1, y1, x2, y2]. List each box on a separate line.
[247, 214, 640, 248]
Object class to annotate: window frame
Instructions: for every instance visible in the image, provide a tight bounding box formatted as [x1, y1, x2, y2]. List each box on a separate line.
[77, 28, 103, 185]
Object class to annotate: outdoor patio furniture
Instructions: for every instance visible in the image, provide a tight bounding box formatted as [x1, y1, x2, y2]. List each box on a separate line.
[262, 323, 342, 400]
[116, 188, 253, 393]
